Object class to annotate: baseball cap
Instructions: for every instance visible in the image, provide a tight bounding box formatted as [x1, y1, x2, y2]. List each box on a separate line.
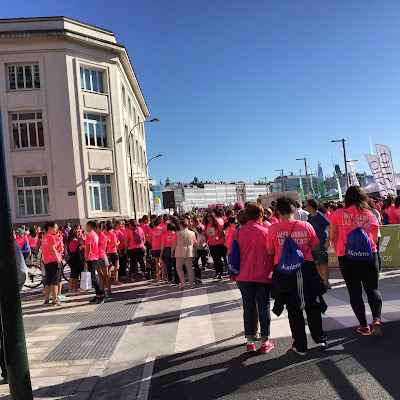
[233, 202, 243, 210]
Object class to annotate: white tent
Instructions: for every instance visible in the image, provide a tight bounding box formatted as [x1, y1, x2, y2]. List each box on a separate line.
[363, 173, 400, 194]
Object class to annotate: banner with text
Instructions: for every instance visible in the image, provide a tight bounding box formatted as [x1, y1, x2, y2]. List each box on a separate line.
[365, 154, 388, 197]
[348, 158, 359, 186]
[375, 144, 397, 196]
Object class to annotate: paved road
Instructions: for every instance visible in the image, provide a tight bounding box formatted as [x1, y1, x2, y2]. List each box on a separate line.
[92, 269, 400, 400]
[1, 268, 399, 399]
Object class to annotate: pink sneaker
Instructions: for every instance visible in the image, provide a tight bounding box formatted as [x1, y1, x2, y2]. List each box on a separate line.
[371, 318, 382, 336]
[261, 341, 274, 354]
[357, 325, 371, 336]
[246, 342, 257, 353]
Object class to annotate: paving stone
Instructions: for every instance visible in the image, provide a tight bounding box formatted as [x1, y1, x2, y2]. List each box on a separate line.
[38, 365, 92, 377]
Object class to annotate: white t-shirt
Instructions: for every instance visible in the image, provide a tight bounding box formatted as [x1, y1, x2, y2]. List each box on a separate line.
[294, 208, 309, 221]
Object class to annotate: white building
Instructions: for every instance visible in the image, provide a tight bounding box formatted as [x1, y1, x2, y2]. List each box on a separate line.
[0, 17, 153, 227]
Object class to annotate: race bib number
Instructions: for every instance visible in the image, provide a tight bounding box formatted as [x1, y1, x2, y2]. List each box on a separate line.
[207, 227, 216, 236]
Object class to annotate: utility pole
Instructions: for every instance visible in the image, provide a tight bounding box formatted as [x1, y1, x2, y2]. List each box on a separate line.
[0, 111, 33, 399]
[332, 139, 349, 190]
[275, 169, 285, 195]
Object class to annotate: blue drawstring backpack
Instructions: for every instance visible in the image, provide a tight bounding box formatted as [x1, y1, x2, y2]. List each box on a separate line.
[21, 241, 30, 254]
[344, 210, 373, 261]
[228, 228, 241, 277]
[277, 222, 305, 276]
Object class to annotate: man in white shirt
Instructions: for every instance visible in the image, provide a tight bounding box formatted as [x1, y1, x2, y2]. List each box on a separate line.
[294, 201, 309, 221]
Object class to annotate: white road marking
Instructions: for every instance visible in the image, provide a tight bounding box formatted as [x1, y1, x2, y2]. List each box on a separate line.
[137, 356, 156, 400]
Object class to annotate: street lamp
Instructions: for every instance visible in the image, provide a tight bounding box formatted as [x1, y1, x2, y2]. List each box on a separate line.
[129, 118, 159, 135]
[296, 158, 309, 199]
[331, 139, 349, 190]
[128, 118, 159, 218]
[145, 154, 163, 214]
[275, 169, 285, 195]
[346, 159, 359, 186]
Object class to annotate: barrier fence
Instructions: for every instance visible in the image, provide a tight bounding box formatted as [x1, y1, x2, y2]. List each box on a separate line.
[328, 225, 400, 268]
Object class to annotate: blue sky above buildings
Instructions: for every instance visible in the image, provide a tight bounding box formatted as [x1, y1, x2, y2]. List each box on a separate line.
[3, 1, 400, 184]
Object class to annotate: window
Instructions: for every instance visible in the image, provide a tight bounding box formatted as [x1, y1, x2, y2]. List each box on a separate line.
[8, 64, 40, 90]
[80, 67, 103, 93]
[17, 176, 49, 216]
[84, 113, 107, 147]
[122, 86, 126, 107]
[11, 112, 44, 149]
[135, 139, 139, 164]
[89, 175, 113, 211]
[128, 97, 132, 116]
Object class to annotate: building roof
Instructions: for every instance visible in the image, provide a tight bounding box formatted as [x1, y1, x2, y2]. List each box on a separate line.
[0, 16, 150, 117]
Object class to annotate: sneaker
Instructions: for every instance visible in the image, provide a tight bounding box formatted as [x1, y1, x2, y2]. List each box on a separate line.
[190, 284, 195, 289]
[325, 284, 332, 290]
[292, 346, 307, 356]
[168, 281, 174, 286]
[111, 281, 118, 285]
[371, 318, 382, 336]
[49, 295, 53, 300]
[131, 278, 135, 282]
[105, 291, 112, 298]
[43, 300, 50, 305]
[89, 297, 99, 303]
[246, 342, 257, 353]
[142, 275, 147, 281]
[216, 274, 222, 280]
[178, 283, 185, 290]
[357, 325, 371, 336]
[56, 301, 63, 306]
[1, 378, 8, 384]
[261, 341, 274, 354]
[97, 297, 105, 304]
[316, 342, 328, 349]
[57, 295, 66, 300]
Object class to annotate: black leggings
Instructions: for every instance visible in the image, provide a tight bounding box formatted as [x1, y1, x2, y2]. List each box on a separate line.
[339, 253, 382, 327]
[193, 249, 207, 279]
[87, 260, 103, 296]
[128, 248, 146, 275]
[209, 244, 225, 274]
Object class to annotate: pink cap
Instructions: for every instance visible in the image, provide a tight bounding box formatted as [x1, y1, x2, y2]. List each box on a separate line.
[233, 202, 244, 210]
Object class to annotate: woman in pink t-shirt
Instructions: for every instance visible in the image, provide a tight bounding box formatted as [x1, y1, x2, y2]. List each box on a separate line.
[236, 203, 275, 354]
[85, 221, 104, 303]
[95, 222, 112, 296]
[266, 197, 327, 355]
[386, 196, 400, 225]
[330, 186, 382, 336]
[203, 212, 225, 280]
[105, 221, 121, 286]
[41, 222, 62, 305]
[124, 219, 146, 282]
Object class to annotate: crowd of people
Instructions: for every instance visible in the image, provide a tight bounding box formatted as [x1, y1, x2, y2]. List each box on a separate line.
[13, 186, 394, 354]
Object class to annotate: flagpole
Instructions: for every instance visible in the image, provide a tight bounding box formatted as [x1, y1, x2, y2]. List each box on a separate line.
[369, 136, 374, 155]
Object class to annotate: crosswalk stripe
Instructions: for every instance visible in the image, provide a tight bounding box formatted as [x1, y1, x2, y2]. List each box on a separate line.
[174, 286, 216, 353]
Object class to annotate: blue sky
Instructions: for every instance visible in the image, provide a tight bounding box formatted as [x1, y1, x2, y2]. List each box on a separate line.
[3, 1, 400, 184]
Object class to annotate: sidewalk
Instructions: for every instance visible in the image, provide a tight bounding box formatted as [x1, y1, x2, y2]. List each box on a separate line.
[1, 268, 400, 399]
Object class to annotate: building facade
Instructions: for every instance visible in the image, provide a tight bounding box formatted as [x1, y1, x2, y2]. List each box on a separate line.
[0, 17, 151, 227]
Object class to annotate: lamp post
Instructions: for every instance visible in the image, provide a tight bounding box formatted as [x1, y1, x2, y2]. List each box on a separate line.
[296, 158, 309, 199]
[275, 169, 285, 195]
[135, 154, 163, 214]
[331, 139, 349, 190]
[128, 118, 159, 218]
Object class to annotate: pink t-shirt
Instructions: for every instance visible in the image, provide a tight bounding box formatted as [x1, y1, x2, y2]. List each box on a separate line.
[98, 233, 108, 259]
[149, 226, 164, 250]
[115, 229, 125, 250]
[269, 216, 279, 224]
[41, 234, 59, 264]
[386, 205, 400, 225]
[236, 221, 274, 283]
[104, 231, 118, 254]
[85, 231, 99, 261]
[125, 227, 145, 250]
[69, 239, 80, 253]
[15, 235, 29, 250]
[263, 220, 272, 228]
[330, 206, 379, 257]
[162, 231, 177, 248]
[266, 220, 319, 264]
[225, 226, 236, 251]
[140, 223, 151, 240]
[205, 221, 224, 246]
[226, 227, 237, 255]
[55, 236, 63, 253]
[27, 234, 38, 248]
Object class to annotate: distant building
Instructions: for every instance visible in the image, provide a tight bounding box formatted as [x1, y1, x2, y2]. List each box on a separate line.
[0, 17, 152, 227]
